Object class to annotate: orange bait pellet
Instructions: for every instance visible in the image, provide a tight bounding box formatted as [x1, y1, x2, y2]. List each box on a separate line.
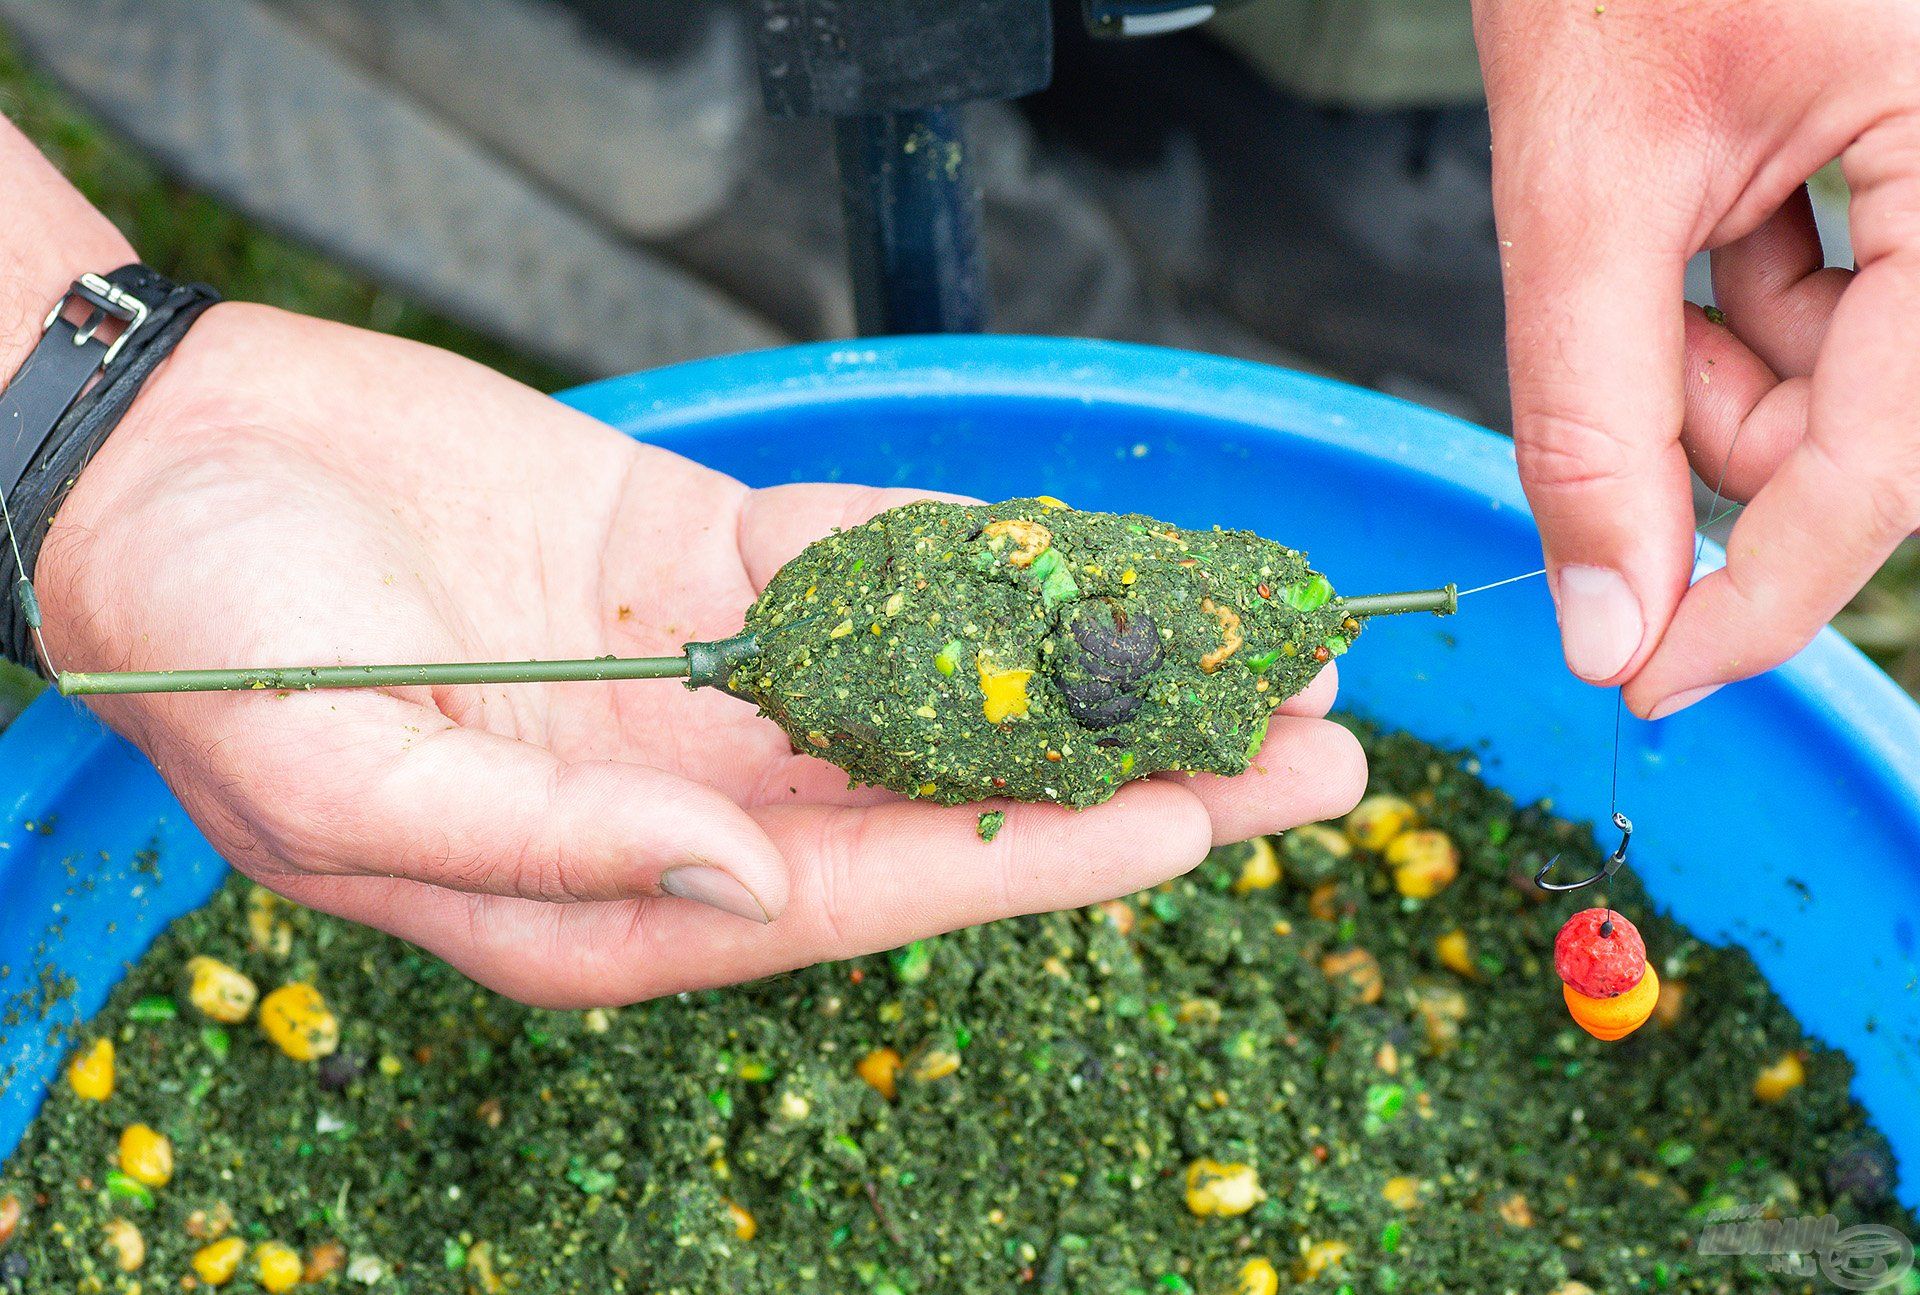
[1563, 962, 1660, 1040]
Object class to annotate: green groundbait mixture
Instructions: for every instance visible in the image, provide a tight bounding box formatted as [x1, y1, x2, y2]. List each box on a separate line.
[732, 499, 1356, 807]
[2, 727, 1913, 1295]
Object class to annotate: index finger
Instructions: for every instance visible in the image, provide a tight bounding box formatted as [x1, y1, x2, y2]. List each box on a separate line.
[1495, 149, 1698, 684]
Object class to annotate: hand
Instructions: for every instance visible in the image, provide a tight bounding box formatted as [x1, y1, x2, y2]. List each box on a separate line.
[36, 304, 1366, 1006]
[1475, 0, 1920, 716]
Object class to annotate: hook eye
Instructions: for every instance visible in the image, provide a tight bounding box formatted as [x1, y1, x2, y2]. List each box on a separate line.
[1533, 811, 1634, 893]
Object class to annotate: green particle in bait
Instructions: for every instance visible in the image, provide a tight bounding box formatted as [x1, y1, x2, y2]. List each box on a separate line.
[977, 811, 1006, 843]
[728, 499, 1373, 808]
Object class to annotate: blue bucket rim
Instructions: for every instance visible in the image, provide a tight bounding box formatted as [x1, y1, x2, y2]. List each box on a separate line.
[562, 332, 1920, 803]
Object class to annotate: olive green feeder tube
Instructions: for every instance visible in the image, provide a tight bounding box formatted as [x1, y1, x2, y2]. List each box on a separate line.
[1336, 583, 1458, 619]
[56, 633, 762, 698]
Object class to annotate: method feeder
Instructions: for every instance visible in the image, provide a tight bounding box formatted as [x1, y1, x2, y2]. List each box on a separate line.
[55, 589, 1456, 697]
[52, 499, 1459, 808]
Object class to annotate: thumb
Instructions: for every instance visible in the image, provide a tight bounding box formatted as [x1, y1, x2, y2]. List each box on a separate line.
[1496, 161, 1698, 684]
[171, 691, 789, 920]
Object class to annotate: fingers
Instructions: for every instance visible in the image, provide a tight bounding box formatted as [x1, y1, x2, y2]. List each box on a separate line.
[1629, 245, 1920, 718]
[260, 704, 1363, 1006]
[286, 779, 1219, 1006]
[1278, 660, 1339, 718]
[735, 483, 979, 591]
[1177, 714, 1367, 845]
[1710, 187, 1851, 379]
[1680, 305, 1810, 502]
[196, 689, 789, 915]
[1496, 169, 1698, 685]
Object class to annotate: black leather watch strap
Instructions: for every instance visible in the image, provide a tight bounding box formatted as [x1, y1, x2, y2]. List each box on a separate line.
[0, 264, 220, 670]
[0, 271, 148, 502]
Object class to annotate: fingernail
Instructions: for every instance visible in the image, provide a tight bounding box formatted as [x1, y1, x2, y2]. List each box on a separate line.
[1646, 683, 1722, 721]
[660, 866, 771, 924]
[1556, 565, 1644, 682]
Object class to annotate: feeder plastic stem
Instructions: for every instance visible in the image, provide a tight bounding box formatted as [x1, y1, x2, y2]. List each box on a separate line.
[1337, 584, 1458, 619]
[57, 634, 762, 698]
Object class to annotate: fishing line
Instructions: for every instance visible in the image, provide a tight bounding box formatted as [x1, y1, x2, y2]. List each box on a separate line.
[1532, 402, 1749, 898]
[1455, 568, 1547, 598]
[0, 490, 57, 675]
[1594, 413, 1749, 875]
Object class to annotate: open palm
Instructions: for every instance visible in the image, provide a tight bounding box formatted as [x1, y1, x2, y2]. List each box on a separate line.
[38, 304, 1366, 1006]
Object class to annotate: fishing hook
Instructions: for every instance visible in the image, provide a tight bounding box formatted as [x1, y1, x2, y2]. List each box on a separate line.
[1534, 811, 1633, 893]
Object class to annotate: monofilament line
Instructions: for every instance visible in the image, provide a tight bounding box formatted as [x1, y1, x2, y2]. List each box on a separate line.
[1602, 410, 1750, 818]
[1456, 567, 1547, 598]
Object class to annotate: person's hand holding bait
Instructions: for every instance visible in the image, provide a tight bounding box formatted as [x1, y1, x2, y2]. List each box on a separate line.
[4, 119, 1365, 1007]
[1476, 0, 1920, 716]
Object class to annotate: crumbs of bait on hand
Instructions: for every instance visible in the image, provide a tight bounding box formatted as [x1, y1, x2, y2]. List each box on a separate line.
[977, 811, 1006, 843]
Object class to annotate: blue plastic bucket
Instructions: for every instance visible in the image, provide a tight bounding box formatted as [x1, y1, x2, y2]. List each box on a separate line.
[5, 336, 1919, 1202]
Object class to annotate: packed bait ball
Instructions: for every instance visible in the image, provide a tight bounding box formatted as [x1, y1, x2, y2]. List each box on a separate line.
[728, 498, 1362, 807]
[1555, 908, 1658, 1041]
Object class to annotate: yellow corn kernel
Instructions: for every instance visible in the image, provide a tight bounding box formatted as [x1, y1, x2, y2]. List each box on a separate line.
[981, 518, 1054, 567]
[908, 1047, 961, 1083]
[1034, 495, 1070, 510]
[1235, 1257, 1280, 1295]
[726, 1200, 758, 1241]
[67, 1038, 115, 1101]
[259, 983, 339, 1061]
[254, 1241, 303, 1292]
[187, 956, 259, 1024]
[192, 1237, 246, 1286]
[246, 887, 293, 958]
[1230, 838, 1283, 894]
[117, 1124, 173, 1187]
[1176, 998, 1222, 1026]
[977, 659, 1033, 724]
[856, 1047, 903, 1101]
[102, 1218, 145, 1272]
[1434, 929, 1477, 979]
[1386, 829, 1460, 899]
[464, 1241, 504, 1294]
[1412, 981, 1470, 1053]
[1343, 794, 1418, 852]
[1319, 948, 1384, 1004]
[185, 1203, 235, 1241]
[1183, 1159, 1264, 1217]
[1754, 1053, 1806, 1103]
[1283, 821, 1353, 864]
[1295, 1240, 1352, 1281]
[1381, 1175, 1421, 1210]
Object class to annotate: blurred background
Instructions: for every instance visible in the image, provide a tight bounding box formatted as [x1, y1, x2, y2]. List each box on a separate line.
[0, 0, 1911, 729]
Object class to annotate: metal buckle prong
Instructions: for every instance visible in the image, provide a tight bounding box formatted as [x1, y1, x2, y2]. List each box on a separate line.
[41, 273, 150, 368]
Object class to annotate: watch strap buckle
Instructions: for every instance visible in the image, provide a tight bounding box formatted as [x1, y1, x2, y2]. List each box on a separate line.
[42, 272, 150, 367]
